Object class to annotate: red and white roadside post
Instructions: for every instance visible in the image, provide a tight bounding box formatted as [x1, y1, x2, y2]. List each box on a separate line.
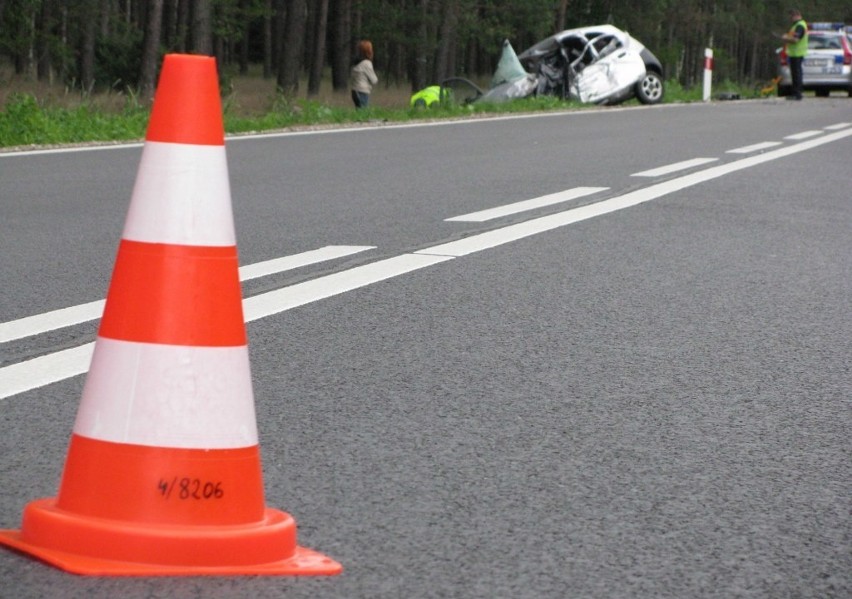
[703, 48, 714, 102]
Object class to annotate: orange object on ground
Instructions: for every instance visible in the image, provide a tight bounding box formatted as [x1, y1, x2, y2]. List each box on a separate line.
[0, 54, 342, 577]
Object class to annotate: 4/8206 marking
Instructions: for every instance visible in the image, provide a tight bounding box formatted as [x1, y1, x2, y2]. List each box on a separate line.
[158, 477, 224, 500]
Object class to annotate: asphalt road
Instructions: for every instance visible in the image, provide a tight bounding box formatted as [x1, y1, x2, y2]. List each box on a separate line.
[1, 98, 851, 598]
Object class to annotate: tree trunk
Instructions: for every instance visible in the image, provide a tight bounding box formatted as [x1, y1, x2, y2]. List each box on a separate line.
[272, 0, 285, 76]
[36, 0, 54, 82]
[79, 0, 96, 91]
[555, 0, 569, 32]
[174, 0, 189, 52]
[190, 0, 212, 55]
[410, 0, 430, 91]
[263, 0, 273, 77]
[330, 0, 352, 90]
[433, 0, 457, 84]
[238, 0, 250, 75]
[307, 0, 330, 95]
[139, 0, 164, 101]
[277, 0, 306, 95]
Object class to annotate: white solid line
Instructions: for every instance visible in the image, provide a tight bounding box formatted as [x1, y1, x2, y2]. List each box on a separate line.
[0, 103, 696, 158]
[824, 122, 850, 130]
[0, 343, 95, 401]
[632, 158, 718, 178]
[3, 127, 851, 400]
[784, 130, 822, 141]
[416, 127, 852, 258]
[446, 187, 608, 222]
[0, 254, 452, 400]
[0, 300, 107, 345]
[726, 141, 782, 154]
[0, 245, 374, 343]
[0, 143, 144, 157]
[243, 253, 453, 322]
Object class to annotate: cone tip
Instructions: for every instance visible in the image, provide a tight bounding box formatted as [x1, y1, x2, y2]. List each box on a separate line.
[146, 53, 224, 146]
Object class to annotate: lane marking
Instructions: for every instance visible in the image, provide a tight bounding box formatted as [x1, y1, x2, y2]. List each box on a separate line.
[0, 104, 685, 158]
[3, 113, 849, 160]
[3, 126, 850, 400]
[0, 300, 106, 345]
[445, 187, 608, 222]
[784, 130, 822, 140]
[0, 254, 452, 400]
[243, 253, 453, 322]
[0, 343, 94, 401]
[632, 158, 718, 178]
[726, 141, 782, 154]
[237, 245, 374, 281]
[0, 245, 374, 343]
[416, 128, 852, 258]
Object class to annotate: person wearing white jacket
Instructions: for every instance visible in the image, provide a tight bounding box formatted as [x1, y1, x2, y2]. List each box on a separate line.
[350, 40, 378, 108]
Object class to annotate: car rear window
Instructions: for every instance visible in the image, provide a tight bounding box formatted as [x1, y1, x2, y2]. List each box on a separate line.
[809, 34, 843, 50]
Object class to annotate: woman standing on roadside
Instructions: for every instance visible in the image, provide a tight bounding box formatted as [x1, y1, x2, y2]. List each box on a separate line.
[350, 40, 378, 108]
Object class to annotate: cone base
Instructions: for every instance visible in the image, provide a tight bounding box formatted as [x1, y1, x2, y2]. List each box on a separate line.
[0, 498, 341, 577]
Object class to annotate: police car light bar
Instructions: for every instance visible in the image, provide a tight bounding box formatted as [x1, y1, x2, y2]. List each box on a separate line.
[809, 22, 846, 31]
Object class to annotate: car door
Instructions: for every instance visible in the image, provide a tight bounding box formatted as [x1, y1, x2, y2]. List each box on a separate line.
[573, 33, 646, 103]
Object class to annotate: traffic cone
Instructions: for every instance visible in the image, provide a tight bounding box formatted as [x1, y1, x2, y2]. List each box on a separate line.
[0, 54, 342, 576]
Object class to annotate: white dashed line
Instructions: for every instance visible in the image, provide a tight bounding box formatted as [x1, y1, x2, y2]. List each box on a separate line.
[446, 187, 608, 222]
[784, 130, 822, 140]
[632, 158, 718, 178]
[4, 126, 851, 400]
[0, 245, 374, 343]
[726, 141, 782, 154]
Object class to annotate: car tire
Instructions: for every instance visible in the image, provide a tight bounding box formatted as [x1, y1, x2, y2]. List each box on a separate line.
[777, 85, 791, 97]
[635, 71, 664, 104]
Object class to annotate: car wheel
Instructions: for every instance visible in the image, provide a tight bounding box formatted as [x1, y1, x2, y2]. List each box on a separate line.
[815, 89, 830, 98]
[635, 71, 664, 104]
[777, 85, 791, 97]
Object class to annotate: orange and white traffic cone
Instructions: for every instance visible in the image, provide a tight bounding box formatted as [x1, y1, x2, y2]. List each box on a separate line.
[0, 54, 342, 576]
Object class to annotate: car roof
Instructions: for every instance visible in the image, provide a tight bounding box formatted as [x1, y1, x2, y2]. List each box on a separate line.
[519, 25, 630, 58]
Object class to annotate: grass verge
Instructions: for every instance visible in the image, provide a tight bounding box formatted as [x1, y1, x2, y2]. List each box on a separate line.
[0, 71, 766, 149]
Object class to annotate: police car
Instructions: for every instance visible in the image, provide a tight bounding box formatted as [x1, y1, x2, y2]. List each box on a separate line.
[778, 22, 852, 97]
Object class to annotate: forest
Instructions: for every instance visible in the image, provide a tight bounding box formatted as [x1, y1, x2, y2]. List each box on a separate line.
[1, 0, 850, 102]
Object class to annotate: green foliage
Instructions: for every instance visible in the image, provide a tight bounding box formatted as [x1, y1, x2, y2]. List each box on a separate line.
[661, 80, 703, 102]
[94, 22, 144, 90]
[0, 94, 49, 145]
[0, 93, 147, 147]
[0, 1, 39, 60]
[0, 73, 780, 149]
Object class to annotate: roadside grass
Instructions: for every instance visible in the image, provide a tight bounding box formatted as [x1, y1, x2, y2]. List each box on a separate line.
[0, 63, 764, 149]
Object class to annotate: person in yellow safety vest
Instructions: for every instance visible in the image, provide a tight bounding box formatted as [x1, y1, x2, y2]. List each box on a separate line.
[410, 86, 443, 108]
[780, 8, 808, 101]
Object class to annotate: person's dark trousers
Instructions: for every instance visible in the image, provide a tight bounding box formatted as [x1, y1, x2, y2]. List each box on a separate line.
[351, 90, 370, 108]
[789, 56, 804, 100]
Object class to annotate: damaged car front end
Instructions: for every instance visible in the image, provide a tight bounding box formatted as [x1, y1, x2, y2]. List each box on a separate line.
[440, 25, 665, 106]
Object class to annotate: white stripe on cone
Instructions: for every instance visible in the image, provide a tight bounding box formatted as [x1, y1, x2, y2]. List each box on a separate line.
[75, 338, 258, 448]
[124, 142, 236, 246]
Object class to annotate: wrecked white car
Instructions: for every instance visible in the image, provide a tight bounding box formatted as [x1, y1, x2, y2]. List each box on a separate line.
[442, 25, 665, 106]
